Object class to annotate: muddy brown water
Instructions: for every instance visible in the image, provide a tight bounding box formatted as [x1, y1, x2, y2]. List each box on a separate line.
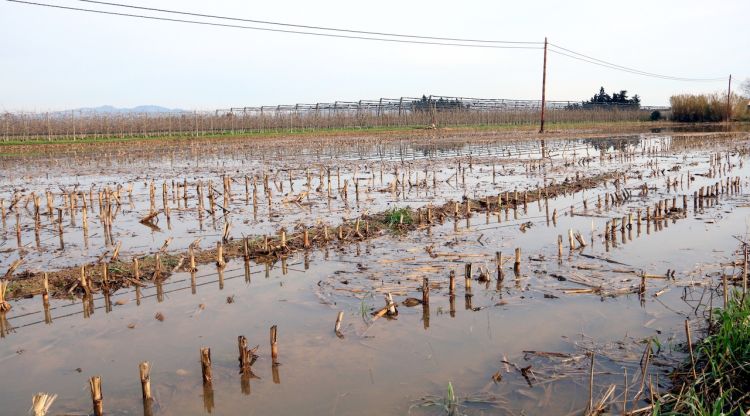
[1, 130, 749, 415]
[1, 134, 665, 271]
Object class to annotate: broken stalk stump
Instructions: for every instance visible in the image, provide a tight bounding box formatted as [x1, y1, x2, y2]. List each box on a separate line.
[133, 258, 140, 281]
[334, 311, 344, 339]
[0, 280, 10, 312]
[449, 270, 455, 296]
[216, 242, 226, 268]
[384, 293, 398, 316]
[496, 252, 504, 282]
[42, 272, 50, 302]
[30, 392, 57, 416]
[139, 361, 152, 402]
[270, 325, 279, 365]
[188, 245, 198, 272]
[200, 347, 212, 384]
[89, 376, 103, 416]
[238, 335, 255, 371]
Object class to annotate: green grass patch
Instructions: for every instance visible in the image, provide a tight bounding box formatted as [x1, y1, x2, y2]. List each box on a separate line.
[384, 207, 413, 228]
[0, 125, 428, 147]
[409, 381, 502, 415]
[656, 291, 750, 415]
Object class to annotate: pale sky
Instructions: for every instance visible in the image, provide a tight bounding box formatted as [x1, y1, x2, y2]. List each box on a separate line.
[1, 0, 748, 111]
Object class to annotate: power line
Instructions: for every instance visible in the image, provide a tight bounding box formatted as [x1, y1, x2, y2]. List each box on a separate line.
[3, 0, 729, 82]
[549, 48, 679, 80]
[3, 0, 543, 49]
[549, 43, 726, 82]
[75, 0, 543, 45]
[550, 48, 725, 82]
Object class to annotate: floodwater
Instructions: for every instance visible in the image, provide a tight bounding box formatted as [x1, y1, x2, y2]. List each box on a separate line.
[1, 130, 749, 415]
[0, 133, 670, 271]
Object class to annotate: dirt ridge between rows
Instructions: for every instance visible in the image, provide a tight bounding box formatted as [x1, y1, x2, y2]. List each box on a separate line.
[4, 172, 616, 301]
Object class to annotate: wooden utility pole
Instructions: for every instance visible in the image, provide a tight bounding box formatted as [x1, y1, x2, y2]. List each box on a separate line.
[539, 37, 548, 133]
[726, 74, 732, 122]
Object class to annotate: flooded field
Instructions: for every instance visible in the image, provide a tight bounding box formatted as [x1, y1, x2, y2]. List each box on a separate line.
[1, 129, 750, 415]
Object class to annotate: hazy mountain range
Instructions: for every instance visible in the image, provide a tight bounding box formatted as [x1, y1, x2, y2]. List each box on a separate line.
[63, 105, 186, 114]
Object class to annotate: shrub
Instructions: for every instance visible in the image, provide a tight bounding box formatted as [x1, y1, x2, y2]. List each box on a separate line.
[670, 92, 749, 122]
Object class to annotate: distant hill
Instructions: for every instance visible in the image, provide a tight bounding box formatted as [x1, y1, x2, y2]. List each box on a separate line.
[63, 105, 186, 114]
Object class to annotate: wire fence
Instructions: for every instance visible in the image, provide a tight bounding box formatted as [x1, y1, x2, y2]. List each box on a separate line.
[1, 95, 670, 141]
[217, 95, 667, 115]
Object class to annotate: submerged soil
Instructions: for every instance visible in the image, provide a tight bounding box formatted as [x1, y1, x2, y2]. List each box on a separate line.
[1, 127, 749, 415]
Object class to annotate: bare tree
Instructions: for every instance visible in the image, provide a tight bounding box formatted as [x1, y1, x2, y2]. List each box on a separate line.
[741, 78, 750, 97]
